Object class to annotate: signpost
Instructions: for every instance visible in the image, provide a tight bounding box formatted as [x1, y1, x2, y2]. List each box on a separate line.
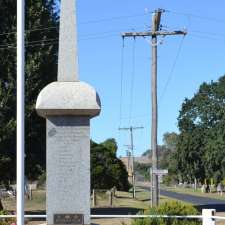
[152, 169, 168, 175]
[150, 168, 168, 206]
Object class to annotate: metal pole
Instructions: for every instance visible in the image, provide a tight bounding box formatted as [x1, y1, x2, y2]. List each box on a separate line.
[151, 12, 159, 206]
[130, 127, 136, 198]
[17, 0, 25, 225]
[202, 209, 216, 225]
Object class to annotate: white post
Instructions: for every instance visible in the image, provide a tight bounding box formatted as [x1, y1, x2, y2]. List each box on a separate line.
[194, 178, 197, 191]
[17, 0, 25, 225]
[202, 209, 216, 225]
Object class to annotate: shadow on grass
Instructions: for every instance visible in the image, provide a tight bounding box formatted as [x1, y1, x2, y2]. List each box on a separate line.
[115, 195, 133, 199]
[91, 207, 142, 215]
[24, 210, 46, 221]
[196, 204, 225, 212]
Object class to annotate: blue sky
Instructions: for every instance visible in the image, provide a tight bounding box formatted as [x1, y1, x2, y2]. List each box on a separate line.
[74, 0, 225, 156]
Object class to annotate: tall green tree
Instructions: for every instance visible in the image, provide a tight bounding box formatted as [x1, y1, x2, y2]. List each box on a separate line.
[0, 0, 59, 182]
[101, 138, 118, 156]
[176, 75, 225, 183]
[163, 132, 178, 151]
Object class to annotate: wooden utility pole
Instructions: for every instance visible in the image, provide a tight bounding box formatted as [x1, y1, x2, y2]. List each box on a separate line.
[124, 145, 131, 177]
[119, 126, 144, 198]
[122, 9, 187, 206]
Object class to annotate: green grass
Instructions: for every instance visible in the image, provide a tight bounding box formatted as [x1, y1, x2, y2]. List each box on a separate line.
[93, 187, 179, 210]
[2, 190, 46, 212]
[2, 188, 198, 225]
[2, 188, 181, 214]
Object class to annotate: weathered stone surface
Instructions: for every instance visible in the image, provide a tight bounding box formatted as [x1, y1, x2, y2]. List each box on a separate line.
[58, 0, 79, 81]
[47, 116, 90, 225]
[36, 82, 101, 118]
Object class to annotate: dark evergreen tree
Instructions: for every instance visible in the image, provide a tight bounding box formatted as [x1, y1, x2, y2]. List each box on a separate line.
[91, 139, 130, 191]
[0, 0, 59, 182]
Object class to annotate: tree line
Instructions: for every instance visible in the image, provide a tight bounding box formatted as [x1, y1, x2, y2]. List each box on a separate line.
[0, 0, 59, 182]
[0, 1, 129, 191]
[138, 74, 225, 185]
[174, 75, 225, 184]
[1, 0, 224, 189]
[150, 76, 225, 185]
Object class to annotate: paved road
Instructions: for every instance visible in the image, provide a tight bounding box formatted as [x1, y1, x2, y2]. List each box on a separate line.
[140, 186, 225, 212]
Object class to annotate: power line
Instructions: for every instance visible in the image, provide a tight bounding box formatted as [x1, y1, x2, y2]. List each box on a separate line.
[159, 36, 185, 104]
[167, 9, 225, 24]
[162, 25, 225, 39]
[129, 38, 136, 125]
[120, 114, 150, 120]
[0, 33, 122, 50]
[119, 38, 125, 127]
[79, 33, 118, 41]
[0, 30, 219, 51]
[79, 26, 144, 38]
[0, 26, 58, 37]
[0, 10, 224, 40]
[0, 26, 145, 47]
[0, 38, 59, 49]
[189, 33, 225, 42]
[190, 30, 225, 38]
[1, 25, 223, 52]
[26, 41, 58, 48]
[0, 12, 151, 37]
[80, 12, 151, 25]
[26, 38, 58, 45]
[0, 41, 58, 50]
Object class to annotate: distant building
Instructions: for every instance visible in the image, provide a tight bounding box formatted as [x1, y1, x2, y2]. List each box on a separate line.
[120, 156, 151, 175]
[120, 157, 131, 176]
[134, 156, 151, 164]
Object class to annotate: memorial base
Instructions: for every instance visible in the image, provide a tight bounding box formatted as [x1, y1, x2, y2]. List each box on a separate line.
[47, 116, 90, 225]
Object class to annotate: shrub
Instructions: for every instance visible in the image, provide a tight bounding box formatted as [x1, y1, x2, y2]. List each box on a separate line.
[0, 210, 16, 225]
[132, 201, 201, 225]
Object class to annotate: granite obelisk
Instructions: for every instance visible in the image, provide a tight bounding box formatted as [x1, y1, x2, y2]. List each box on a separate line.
[36, 1, 101, 224]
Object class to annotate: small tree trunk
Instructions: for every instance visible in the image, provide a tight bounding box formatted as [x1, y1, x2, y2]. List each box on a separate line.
[0, 198, 3, 210]
[108, 191, 113, 207]
[92, 189, 96, 207]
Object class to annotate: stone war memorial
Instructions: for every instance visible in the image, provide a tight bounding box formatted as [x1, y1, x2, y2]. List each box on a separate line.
[36, 0, 101, 224]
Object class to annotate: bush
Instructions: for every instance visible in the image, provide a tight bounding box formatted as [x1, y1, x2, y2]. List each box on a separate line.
[91, 140, 130, 191]
[0, 210, 16, 225]
[132, 201, 201, 225]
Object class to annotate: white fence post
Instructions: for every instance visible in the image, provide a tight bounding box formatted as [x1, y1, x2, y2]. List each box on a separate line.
[202, 209, 216, 225]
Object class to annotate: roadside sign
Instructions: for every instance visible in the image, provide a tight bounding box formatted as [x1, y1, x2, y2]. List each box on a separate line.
[151, 169, 168, 175]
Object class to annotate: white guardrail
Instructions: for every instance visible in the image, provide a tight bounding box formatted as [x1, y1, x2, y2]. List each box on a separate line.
[0, 209, 224, 225]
